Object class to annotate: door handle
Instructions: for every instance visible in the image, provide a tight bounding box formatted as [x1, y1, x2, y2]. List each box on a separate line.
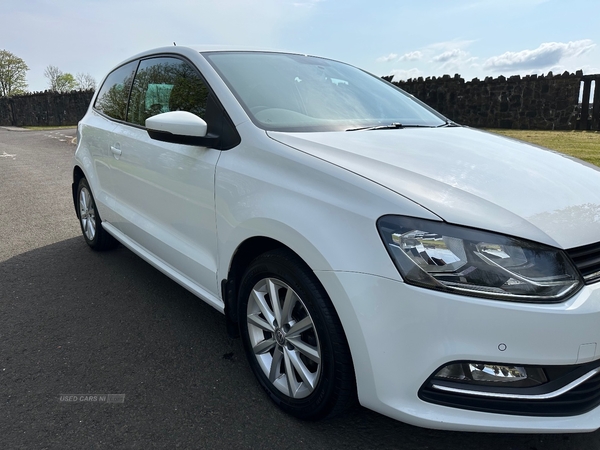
[110, 144, 122, 159]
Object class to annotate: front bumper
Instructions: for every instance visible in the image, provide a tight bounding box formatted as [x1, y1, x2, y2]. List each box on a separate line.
[316, 270, 600, 433]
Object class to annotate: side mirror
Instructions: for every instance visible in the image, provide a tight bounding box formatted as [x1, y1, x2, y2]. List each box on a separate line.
[145, 111, 218, 147]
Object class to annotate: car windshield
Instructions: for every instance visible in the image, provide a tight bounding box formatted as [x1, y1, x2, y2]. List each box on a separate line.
[204, 52, 446, 132]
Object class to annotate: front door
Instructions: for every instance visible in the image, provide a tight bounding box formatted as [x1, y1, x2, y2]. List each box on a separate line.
[107, 56, 221, 300]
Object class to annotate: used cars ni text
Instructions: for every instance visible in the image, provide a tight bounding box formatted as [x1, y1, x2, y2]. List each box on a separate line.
[72, 46, 600, 432]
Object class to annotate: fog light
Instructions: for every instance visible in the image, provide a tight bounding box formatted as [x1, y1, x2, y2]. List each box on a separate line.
[435, 362, 547, 388]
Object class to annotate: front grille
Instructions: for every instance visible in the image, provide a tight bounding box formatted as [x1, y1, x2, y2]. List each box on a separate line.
[567, 241, 600, 284]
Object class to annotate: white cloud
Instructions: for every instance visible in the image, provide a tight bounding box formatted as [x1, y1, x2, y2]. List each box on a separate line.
[432, 49, 468, 63]
[483, 40, 596, 72]
[375, 50, 425, 76]
[377, 53, 399, 63]
[389, 68, 423, 81]
[424, 40, 478, 73]
[293, 0, 324, 7]
[579, 64, 600, 76]
[399, 51, 423, 61]
[427, 39, 477, 53]
[429, 48, 478, 74]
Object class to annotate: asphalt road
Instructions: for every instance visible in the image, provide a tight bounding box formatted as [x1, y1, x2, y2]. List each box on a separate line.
[1, 127, 600, 449]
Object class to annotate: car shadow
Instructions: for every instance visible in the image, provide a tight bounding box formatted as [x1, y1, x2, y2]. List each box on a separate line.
[1, 237, 598, 449]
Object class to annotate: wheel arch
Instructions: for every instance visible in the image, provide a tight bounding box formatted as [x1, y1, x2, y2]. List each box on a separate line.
[221, 236, 286, 337]
[221, 235, 345, 342]
[235, 247, 357, 419]
[221, 235, 358, 405]
[72, 165, 86, 216]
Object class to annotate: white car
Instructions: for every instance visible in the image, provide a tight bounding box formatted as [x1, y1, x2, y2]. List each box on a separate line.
[72, 46, 600, 433]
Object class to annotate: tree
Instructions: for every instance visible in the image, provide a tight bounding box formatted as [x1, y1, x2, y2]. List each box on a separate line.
[44, 65, 63, 91]
[55, 73, 77, 92]
[76, 72, 96, 91]
[0, 49, 29, 96]
[45, 65, 96, 92]
[45, 65, 78, 92]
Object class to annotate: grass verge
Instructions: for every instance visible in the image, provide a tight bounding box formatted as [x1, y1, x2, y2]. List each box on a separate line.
[23, 125, 76, 131]
[485, 129, 600, 167]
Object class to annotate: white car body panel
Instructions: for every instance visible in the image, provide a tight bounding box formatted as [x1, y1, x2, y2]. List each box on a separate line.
[269, 128, 600, 249]
[103, 222, 224, 312]
[215, 121, 439, 280]
[105, 122, 221, 299]
[76, 112, 119, 223]
[72, 45, 600, 433]
[317, 270, 600, 432]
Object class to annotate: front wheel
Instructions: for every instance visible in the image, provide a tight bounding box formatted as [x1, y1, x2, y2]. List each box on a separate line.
[238, 249, 355, 420]
[76, 178, 117, 250]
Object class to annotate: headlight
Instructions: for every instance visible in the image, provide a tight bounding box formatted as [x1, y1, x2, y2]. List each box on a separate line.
[377, 215, 582, 302]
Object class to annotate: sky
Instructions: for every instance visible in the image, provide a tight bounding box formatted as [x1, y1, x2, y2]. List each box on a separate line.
[2, 0, 600, 92]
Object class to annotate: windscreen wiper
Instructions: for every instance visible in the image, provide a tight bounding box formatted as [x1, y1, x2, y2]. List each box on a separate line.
[346, 122, 443, 131]
[346, 123, 404, 131]
[436, 120, 460, 127]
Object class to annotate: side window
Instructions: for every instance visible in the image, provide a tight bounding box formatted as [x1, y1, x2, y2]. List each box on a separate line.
[94, 61, 138, 121]
[127, 57, 209, 127]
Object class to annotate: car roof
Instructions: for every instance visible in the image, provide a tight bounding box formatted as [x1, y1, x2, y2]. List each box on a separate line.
[132, 44, 316, 59]
[186, 44, 293, 54]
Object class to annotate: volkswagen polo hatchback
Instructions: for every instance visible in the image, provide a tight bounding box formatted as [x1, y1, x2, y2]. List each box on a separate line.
[73, 46, 600, 432]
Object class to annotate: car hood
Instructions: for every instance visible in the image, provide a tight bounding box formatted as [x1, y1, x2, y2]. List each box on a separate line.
[268, 127, 600, 249]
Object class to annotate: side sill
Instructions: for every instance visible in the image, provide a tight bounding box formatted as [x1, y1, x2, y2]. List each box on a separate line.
[102, 222, 225, 314]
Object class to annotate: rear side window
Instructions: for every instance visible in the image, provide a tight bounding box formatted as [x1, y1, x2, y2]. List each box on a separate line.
[94, 61, 138, 121]
[127, 57, 209, 127]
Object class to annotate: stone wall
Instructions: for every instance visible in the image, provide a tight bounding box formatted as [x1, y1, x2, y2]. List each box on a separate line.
[1, 74, 599, 130]
[387, 71, 599, 130]
[0, 90, 94, 127]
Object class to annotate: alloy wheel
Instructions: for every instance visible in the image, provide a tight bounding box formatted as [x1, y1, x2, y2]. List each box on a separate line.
[79, 186, 96, 241]
[246, 277, 322, 399]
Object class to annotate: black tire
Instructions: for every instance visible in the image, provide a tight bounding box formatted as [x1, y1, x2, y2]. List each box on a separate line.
[76, 178, 118, 250]
[238, 248, 356, 420]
